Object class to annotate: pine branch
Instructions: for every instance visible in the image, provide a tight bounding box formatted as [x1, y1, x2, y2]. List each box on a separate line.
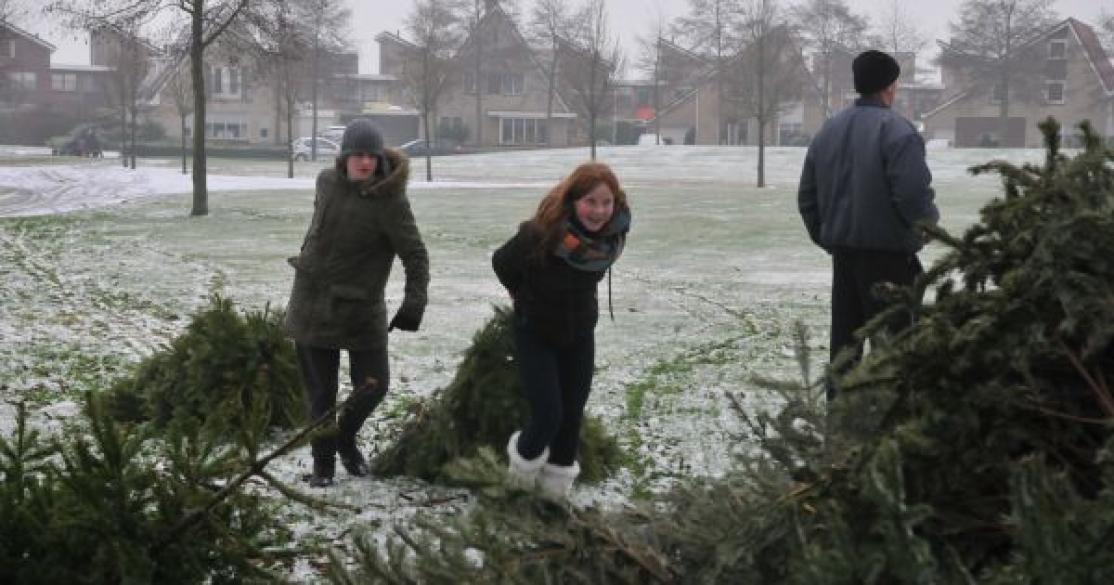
[151, 381, 378, 553]
[570, 511, 675, 583]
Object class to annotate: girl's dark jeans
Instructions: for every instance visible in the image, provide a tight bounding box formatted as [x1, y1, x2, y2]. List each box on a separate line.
[513, 318, 595, 466]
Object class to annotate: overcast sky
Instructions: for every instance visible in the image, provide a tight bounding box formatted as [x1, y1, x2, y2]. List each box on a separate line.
[14, 0, 1114, 74]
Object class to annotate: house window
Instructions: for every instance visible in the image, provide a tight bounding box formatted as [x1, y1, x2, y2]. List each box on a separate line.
[487, 72, 501, 94]
[501, 73, 524, 96]
[500, 118, 548, 145]
[209, 66, 242, 98]
[1046, 81, 1065, 104]
[636, 88, 651, 107]
[7, 71, 36, 90]
[989, 83, 1005, 104]
[461, 72, 477, 94]
[260, 128, 269, 139]
[51, 73, 77, 92]
[1, 39, 14, 58]
[204, 120, 248, 139]
[1049, 40, 1067, 60]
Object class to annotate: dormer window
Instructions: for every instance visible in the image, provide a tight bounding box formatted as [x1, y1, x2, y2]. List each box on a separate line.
[1049, 40, 1067, 60]
[1, 39, 14, 58]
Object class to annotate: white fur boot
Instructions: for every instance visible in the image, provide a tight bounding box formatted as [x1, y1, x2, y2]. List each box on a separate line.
[537, 461, 580, 501]
[506, 431, 548, 490]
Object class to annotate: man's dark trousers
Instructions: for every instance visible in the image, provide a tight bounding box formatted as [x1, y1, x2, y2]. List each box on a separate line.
[828, 247, 923, 400]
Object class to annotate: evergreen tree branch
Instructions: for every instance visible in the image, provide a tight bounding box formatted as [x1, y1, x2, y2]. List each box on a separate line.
[151, 382, 378, 553]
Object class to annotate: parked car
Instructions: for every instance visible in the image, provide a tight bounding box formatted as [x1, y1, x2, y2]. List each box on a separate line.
[291, 137, 340, 161]
[48, 123, 105, 158]
[398, 138, 461, 157]
[318, 125, 346, 143]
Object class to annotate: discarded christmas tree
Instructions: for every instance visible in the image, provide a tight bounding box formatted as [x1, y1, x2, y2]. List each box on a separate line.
[371, 305, 622, 484]
[104, 295, 305, 434]
[337, 119, 1114, 583]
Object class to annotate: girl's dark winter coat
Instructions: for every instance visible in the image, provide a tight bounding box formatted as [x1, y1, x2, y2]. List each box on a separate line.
[493, 222, 606, 347]
[285, 149, 429, 350]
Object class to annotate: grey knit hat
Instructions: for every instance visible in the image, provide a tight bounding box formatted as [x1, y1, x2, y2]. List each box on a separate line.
[340, 119, 384, 156]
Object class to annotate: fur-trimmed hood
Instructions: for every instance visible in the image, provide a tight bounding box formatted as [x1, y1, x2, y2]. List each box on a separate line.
[326, 148, 410, 199]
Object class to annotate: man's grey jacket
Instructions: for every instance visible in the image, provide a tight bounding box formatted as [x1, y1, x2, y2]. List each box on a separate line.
[798, 96, 939, 254]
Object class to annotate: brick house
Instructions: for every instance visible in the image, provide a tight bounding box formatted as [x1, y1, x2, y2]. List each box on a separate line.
[1, 20, 116, 144]
[924, 18, 1114, 148]
[377, 5, 580, 149]
[650, 26, 820, 146]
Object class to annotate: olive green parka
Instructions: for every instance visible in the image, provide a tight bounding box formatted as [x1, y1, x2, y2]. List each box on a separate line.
[284, 149, 429, 349]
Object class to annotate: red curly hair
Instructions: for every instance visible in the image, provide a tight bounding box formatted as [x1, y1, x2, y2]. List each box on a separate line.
[530, 162, 628, 256]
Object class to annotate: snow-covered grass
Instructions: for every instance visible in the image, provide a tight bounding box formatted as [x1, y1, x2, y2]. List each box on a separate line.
[0, 144, 1033, 580]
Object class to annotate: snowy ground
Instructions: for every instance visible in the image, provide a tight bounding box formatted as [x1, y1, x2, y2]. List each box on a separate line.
[0, 144, 1041, 580]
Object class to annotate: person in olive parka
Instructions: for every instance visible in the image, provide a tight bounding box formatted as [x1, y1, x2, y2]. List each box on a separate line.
[285, 119, 429, 487]
[493, 162, 631, 500]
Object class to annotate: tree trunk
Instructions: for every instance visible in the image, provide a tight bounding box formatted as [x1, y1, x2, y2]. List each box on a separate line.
[654, 39, 661, 145]
[129, 105, 137, 169]
[474, 7, 483, 147]
[545, 39, 558, 146]
[999, 11, 1013, 147]
[756, 28, 766, 188]
[423, 111, 432, 181]
[287, 93, 295, 179]
[311, 32, 319, 161]
[180, 114, 188, 175]
[189, 0, 208, 217]
[757, 118, 766, 188]
[589, 109, 597, 161]
[120, 104, 127, 168]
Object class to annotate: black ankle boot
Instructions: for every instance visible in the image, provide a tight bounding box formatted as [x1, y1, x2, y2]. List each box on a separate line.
[338, 445, 369, 477]
[303, 459, 335, 487]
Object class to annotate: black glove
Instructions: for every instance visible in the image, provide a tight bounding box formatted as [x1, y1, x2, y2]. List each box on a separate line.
[388, 310, 421, 332]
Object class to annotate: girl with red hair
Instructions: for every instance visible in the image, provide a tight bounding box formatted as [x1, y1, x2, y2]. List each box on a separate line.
[492, 162, 632, 500]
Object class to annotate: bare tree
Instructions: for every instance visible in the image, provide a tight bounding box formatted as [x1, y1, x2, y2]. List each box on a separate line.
[0, 0, 21, 21]
[45, 6, 154, 168]
[673, 0, 742, 143]
[303, 0, 349, 161]
[529, 0, 576, 145]
[635, 37, 662, 145]
[635, 5, 670, 145]
[403, 0, 461, 181]
[49, 0, 250, 216]
[561, 0, 622, 160]
[728, 0, 802, 187]
[456, 0, 487, 147]
[247, 0, 311, 178]
[939, 0, 1056, 147]
[1099, 9, 1114, 54]
[791, 0, 870, 119]
[164, 60, 193, 175]
[98, 19, 151, 170]
[877, 0, 927, 58]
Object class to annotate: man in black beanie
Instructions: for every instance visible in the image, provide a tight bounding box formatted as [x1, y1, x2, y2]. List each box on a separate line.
[797, 50, 939, 400]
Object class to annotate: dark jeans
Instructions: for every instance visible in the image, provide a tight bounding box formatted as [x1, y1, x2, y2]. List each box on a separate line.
[296, 343, 389, 466]
[828, 248, 923, 399]
[513, 318, 595, 467]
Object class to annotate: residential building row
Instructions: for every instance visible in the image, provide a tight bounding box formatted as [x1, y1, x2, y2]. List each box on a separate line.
[2, 12, 1112, 149]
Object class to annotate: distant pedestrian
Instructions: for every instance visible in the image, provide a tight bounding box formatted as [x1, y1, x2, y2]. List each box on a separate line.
[493, 162, 631, 500]
[797, 50, 939, 400]
[285, 119, 429, 487]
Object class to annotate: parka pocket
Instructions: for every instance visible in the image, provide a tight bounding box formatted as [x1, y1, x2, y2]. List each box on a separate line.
[327, 284, 372, 329]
